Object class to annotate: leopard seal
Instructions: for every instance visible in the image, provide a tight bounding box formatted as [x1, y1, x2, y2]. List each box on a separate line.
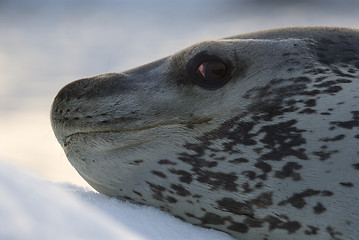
[51, 27, 359, 240]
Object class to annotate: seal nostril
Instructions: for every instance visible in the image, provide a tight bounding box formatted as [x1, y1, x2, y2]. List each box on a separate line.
[64, 138, 70, 147]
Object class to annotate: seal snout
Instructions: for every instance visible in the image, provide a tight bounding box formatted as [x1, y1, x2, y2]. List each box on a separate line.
[54, 73, 131, 102]
[51, 73, 133, 144]
[51, 59, 171, 146]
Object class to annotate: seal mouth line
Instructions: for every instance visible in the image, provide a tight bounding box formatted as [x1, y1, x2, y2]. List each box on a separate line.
[64, 117, 214, 140]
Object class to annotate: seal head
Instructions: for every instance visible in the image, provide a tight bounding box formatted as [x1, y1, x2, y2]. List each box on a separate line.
[51, 27, 359, 240]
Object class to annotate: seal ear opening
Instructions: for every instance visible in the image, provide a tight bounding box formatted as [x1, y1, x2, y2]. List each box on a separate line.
[186, 51, 233, 90]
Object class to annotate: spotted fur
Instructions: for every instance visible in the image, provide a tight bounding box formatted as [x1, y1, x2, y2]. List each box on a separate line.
[51, 27, 359, 240]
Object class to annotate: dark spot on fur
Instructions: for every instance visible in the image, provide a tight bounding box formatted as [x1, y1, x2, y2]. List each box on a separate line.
[323, 85, 343, 94]
[251, 192, 273, 208]
[287, 68, 294, 72]
[275, 162, 302, 181]
[195, 170, 238, 191]
[315, 76, 328, 82]
[313, 202, 326, 214]
[279, 189, 323, 208]
[132, 190, 142, 197]
[305, 68, 329, 75]
[238, 215, 301, 234]
[192, 194, 202, 198]
[265, 216, 301, 234]
[242, 182, 253, 193]
[337, 78, 353, 84]
[255, 161, 272, 173]
[217, 192, 273, 216]
[170, 184, 191, 196]
[179, 148, 218, 168]
[305, 225, 319, 235]
[352, 163, 359, 170]
[242, 170, 257, 180]
[173, 215, 185, 221]
[146, 181, 166, 201]
[259, 120, 308, 161]
[193, 118, 257, 154]
[131, 160, 144, 165]
[329, 126, 336, 130]
[332, 67, 356, 78]
[217, 198, 254, 215]
[178, 153, 218, 169]
[151, 170, 167, 178]
[200, 212, 229, 225]
[340, 182, 354, 187]
[169, 169, 193, 184]
[321, 191, 334, 196]
[123, 196, 133, 201]
[313, 149, 339, 161]
[313, 79, 351, 88]
[158, 159, 177, 165]
[249, 77, 313, 121]
[166, 196, 178, 203]
[326, 226, 343, 240]
[320, 134, 345, 142]
[320, 112, 331, 116]
[243, 217, 263, 228]
[331, 111, 359, 129]
[146, 181, 177, 203]
[348, 68, 356, 73]
[299, 108, 316, 114]
[227, 222, 249, 233]
[229, 157, 249, 164]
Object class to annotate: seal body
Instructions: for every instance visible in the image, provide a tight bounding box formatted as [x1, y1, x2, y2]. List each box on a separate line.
[51, 27, 359, 240]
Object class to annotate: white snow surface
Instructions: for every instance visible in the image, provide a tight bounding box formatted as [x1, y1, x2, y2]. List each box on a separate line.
[0, 159, 233, 240]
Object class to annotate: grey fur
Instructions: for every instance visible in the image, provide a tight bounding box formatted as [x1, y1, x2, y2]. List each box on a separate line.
[51, 27, 359, 240]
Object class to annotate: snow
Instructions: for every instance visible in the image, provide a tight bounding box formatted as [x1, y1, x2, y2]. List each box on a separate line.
[0, 159, 233, 240]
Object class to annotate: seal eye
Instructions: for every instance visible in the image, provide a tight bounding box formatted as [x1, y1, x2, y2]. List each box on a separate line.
[195, 61, 228, 81]
[186, 51, 232, 89]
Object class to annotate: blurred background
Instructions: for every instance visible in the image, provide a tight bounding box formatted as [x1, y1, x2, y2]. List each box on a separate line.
[1, 0, 359, 187]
